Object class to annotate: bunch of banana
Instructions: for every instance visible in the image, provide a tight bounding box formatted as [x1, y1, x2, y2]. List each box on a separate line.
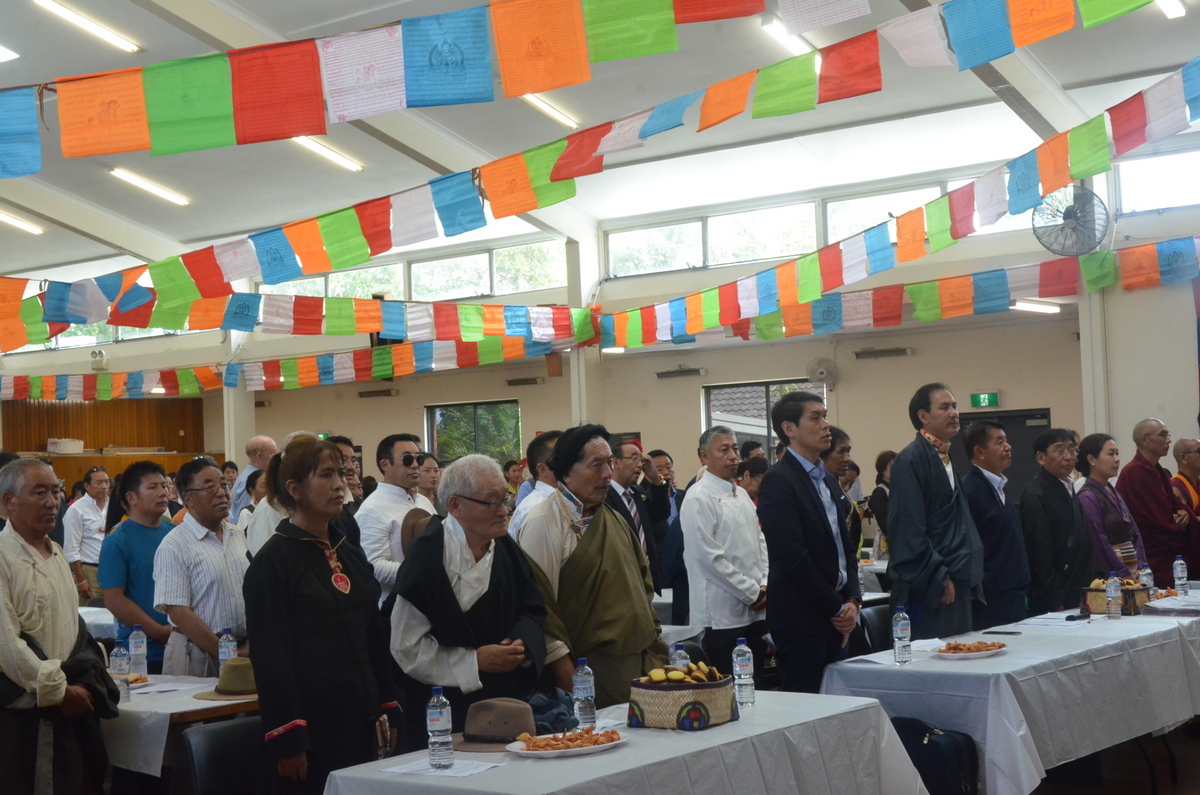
[641, 661, 724, 685]
[1090, 577, 1145, 589]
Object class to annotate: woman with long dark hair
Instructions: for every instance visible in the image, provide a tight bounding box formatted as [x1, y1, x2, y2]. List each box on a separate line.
[1077, 433, 1148, 579]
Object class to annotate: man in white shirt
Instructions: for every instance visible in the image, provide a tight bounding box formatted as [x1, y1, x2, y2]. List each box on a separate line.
[63, 465, 110, 605]
[228, 435, 277, 522]
[357, 433, 431, 597]
[681, 426, 768, 674]
[507, 430, 562, 540]
[154, 458, 250, 677]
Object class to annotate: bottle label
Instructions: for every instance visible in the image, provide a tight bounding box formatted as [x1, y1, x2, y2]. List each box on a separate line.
[734, 660, 752, 675]
[573, 680, 594, 699]
[895, 619, 910, 634]
[1106, 582, 1119, 599]
[427, 710, 445, 731]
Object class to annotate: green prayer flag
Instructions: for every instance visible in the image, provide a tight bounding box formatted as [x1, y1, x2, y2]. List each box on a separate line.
[906, 282, 943, 323]
[752, 53, 818, 119]
[572, 308, 594, 343]
[523, 140, 576, 208]
[700, 288, 720, 329]
[1080, 249, 1118, 292]
[924, 196, 956, 254]
[477, 336, 504, 365]
[148, 256, 201, 308]
[458, 304, 485, 342]
[96, 373, 112, 401]
[317, 208, 371, 270]
[755, 311, 784, 340]
[324, 298, 357, 335]
[150, 300, 189, 330]
[280, 359, 300, 389]
[582, 0, 678, 63]
[28, 377, 41, 400]
[176, 369, 201, 396]
[797, 253, 822, 303]
[371, 346, 393, 380]
[1077, 0, 1151, 28]
[20, 296, 50, 344]
[143, 54, 237, 156]
[1069, 115, 1111, 180]
[625, 311, 643, 348]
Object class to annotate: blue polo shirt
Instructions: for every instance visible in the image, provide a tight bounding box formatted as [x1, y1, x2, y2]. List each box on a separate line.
[98, 518, 174, 662]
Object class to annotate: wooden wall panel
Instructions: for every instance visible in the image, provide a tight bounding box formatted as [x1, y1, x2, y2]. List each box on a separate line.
[2, 398, 206, 454]
[37, 453, 225, 495]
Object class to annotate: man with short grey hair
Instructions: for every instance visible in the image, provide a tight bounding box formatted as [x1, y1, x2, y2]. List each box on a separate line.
[605, 439, 671, 593]
[229, 434, 278, 522]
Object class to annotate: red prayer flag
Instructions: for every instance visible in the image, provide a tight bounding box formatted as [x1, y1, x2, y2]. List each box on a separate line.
[1038, 257, 1080, 297]
[730, 318, 751, 340]
[456, 340, 480, 368]
[551, 123, 612, 182]
[673, 0, 765, 23]
[292, 295, 324, 335]
[872, 285, 905, 327]
[718, 283, 741, 327]
[159, 370, 180, 397]
[948, 182, 976, 240]
[262, 360, 283, 390]
[551, 306, 573, 339]
[1108, 95, 1147, 157]
[230, 41, 326, 145]
[353, 349, 374, 380]
[353, 197, 393, 256]
[181, 247, 233, 298]
[433, 303, 461, 341]
[818, 32, 881, 104]
[12, 376, 29, 400]
[640, 306, 657, 346]
[818, 244, 844, 291]
[82, 374, 97, 402]
[108, 288, 157, 328]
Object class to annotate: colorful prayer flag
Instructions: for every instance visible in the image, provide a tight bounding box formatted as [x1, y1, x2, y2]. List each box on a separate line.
[480, 154, 539, 218]
[1157, 238, 1199, 285]
[924, 195, 955, 253]
[1108, 94, 1147, 157]
[283, 218, 333, 274]
[1143, 72, 1190, 144]
[841, 234, 869, 286]
[1068, 115, 1111, 180]
[428, 172, 487, 237]
[181, 248, 233, 298]
[402, 7, 495, 107]
[523, 140, 577, 207]
[1077, 0, 1152, 28]
[1036, 132, 1071, 197]
[1118, 244, 1160, 290]
[230, 41, 325, 145]
[324, 298, 357, 335]
[811, 295, 843, 335]
[317, 26, 406, 124]
[0, 87, 41, 177]
[56, 69, 150, 158]
[698, 70, 758, 131]
[819, 245, 843, 292]
[188, 297, 227, 330]
[1038, 257, 1079, 297]
[148, 256, 202, 308]
[142, 54, 236, 155]
[582, 0, 678, 63]
[1080, 250, 1117, 292]
[975, 166, 1008, 227]
[223, 293, 261, 332]
[751, 54, 818, 118]
[756, 269, 779, 315]
[940, 276, 974, 318]
[873, 285, 905, 326]
[672, 0, 765, 24]
[755, 311, 784, 340]
[214, 238, 260, 282]
[639, 91, 705, 138]
[907, 282, 942, 322]
[798, 254, 822, 303]
[392, 184, 439, 246]
[948, 182, 975, 239]
[718, 282, 740, 326]
[491, 0, 591, 97]
[897, 208, 926, 262]
[818, 32, 881, 103]
[841, 290, 873, 331]
[780, 0, 871, 34]
[942, 0, 1014, 71]
[381, 301, 407, 340]
[1007, 0, 1074, 47]
[551, 123, 611, 181]
[782, 303, 812, 337]
[972, 270, 1009, 314]
[877, 6, 956, 68]
[317, 208, 371, 270]
[864, 223, 895, 274]
[354, 197, 394, 256]
[250, 227, 302, 284]
[1006, 150, 1043, 215]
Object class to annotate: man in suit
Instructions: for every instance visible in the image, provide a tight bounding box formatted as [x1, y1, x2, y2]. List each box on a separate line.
[1022, 428, 1097, 616]
[757, 391, 860, 693]
[887, 383, 984, 640]
[606, 440, 671, 594]
[960, 421, 1029, 629]
[649, 449, 689, 623]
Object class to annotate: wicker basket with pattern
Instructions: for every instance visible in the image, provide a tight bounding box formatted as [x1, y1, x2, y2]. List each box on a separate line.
[1081, 585, 1150, 616]
[627, 675, 739, 731]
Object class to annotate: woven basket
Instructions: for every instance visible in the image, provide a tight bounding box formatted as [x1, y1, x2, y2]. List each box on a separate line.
[1080, 586, 1150, 616]
[627, 676, 739, 731]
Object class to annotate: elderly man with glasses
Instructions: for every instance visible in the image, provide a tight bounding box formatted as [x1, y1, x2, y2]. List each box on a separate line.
[1117, 419, 1200, 589]
[153, 457, 250, 676]
[63, 465, 110, 606]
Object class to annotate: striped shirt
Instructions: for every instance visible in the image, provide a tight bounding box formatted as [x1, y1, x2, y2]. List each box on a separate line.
[153, 513, 250, 637]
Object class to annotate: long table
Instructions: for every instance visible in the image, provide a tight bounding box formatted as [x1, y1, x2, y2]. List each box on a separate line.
[79, 606, 116, 640]
[821, 611, 1200, 795]
[324, 691, 928, 795]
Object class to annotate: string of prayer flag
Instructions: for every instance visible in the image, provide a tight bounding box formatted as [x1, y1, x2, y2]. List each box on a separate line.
[972, 270, 1010, 314]
[1038, 257, 1080, 297]
[250, 227, 302, 285]
[317, 208, 372, 270]
[1156, 238, 1199, 285]
[353, 197, 394, 256]
[948, 183, 976, 240]
[283, 219, 333, 274]
[523, 139, 577, 207]
[1006, 150, 1043, 215]
[551, 123, 611, 180]
[896, 208, 926, 262]
[1108, 94, 1147, 156]
[391, 184, 439, 246]
[1143, 72, 1190, 144]
[924, 195, 955, 253]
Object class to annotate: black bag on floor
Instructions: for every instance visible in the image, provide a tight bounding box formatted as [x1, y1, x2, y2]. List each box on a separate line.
[891, 717, 979, 795]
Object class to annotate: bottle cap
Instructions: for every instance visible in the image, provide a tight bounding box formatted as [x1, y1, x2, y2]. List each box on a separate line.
[577, 657, 587, 667]
[896, 606, 905, 612]
[1178, 555, 1185, 560]
[1109, 571, 1116, 577]
[431, 686, 443, 696]
[133, 624, 141, 630]
[222, 628, 232, 635]
[674, 643, 684, 651]
[736, 638, 746, 645]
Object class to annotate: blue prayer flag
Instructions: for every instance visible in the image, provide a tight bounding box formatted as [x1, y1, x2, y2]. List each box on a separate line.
[639, 91, 705, 138]
[126, 372, 144, 398]
[402, 7, 494, 108]
[812, 295, 843, 335]
[249, 227, 301, 285]
[942, 0, 1014, 71]
[669, 297, 687, 338]
[972, 270, 1010, 314]
[670, 334, 697, 345]
[381, 301, 407, 340]
[222, 363, 244, 388]
[222, 293, 261, 331]
[94, 273, 124, 302]
[1006, 151, 1043, 215]
[524, 337, 553, 357]
[601, 314, 616, 349]
[43, 282, 86, 325]
[414, 341, 435, 373]
[504, 306, 530, 338]
[1183, 57, 1200, 122]
[317, 355, 336, 385]
[864, 223, 895, 274]
[429, 172, 486, 237]
[55, 376, 68, 400]
[0, 88, 40, 178]
[117, 284, 154, 313]
[1157, 238, 1199, 285]
[756, 270, 779, 315]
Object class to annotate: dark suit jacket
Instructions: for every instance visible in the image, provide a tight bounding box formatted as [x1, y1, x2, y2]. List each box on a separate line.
[1020, 467, 1098, 616]
[659, 489, 689, 624]
[606, 480, 671, 594]
[756, 451, 859, 642]
[961, 467, 1031, 624]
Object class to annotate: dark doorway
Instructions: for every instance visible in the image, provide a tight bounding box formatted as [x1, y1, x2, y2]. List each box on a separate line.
[951, 408, 1053, 505]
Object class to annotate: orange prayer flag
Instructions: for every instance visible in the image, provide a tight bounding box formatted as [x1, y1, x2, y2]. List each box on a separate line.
[0, 318, 27, 352]
[1036, 132, 1071, 197]
[782, 303, 813, 336]
[193, 367, 223, 391]
[896, 208, 926, 262]
[685, 293, 704, 334]
[56, 68, 151, 158]
[0, 278, 27, 318]
[613, 312, 629, 347]
[40, 375, 55, 400]
[1118, 244, 1161, 290]
[938, 276, 974, 318]
[296, 357, 321, 387]
[491, 0, 591, 98]
[188, 297, 227, 330]
[392, 344, 416, 376]
[354, 299, 383, 333]
[775, 259, 799, 307]
[111, 373, 127, 399]
[1008, 0, 1075, 48]
[282, 219, 332, 274]
[698, 70, 758, 132]
[482, 306, 507, 337]
[502, 335, 526, 360]
[480, 154, 538, 219]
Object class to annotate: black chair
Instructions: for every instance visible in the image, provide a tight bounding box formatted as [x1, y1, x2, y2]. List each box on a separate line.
[861, 605, 894, 653]
[87, 596, 106, 607]
[181, 716, 262, 795]
[681, 640, 710, 667]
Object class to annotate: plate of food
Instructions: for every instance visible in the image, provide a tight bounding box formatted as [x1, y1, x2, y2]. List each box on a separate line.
[506, 727, 625, 758]
[933, 641, 1007, 659]
[111, 672, 152, 689]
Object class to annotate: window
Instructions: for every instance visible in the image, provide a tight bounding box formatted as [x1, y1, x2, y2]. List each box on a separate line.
[411, 253, 490, 301]
[494, 241, 567, 294]
[826, 187, 942, 243]
[707, 204, 818, 266]
[703, 379, 825, 457]
[260, 277, 325, 297]
[53, 321, 115, 348]
[608, 222, 703, 277]
[426, 400, 522, 465]
[1119, 149, 1200, 213]
[327, 264, 405, 299]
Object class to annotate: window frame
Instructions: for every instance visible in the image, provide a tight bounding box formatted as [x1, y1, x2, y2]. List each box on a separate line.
[702, 378, 825, 456]
[1114, 144, 1200, 216]
[424, 399, 522, 464]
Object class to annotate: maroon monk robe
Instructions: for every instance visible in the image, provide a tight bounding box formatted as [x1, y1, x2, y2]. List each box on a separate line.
[1116, 451, 1200, 586]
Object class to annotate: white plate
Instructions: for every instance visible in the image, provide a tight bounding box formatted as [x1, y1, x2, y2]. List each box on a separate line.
[933, 647, 1006, 660]
[505, 737, 626, 758]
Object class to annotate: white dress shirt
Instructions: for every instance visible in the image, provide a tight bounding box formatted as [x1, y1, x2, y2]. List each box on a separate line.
[245, 499, 286, 556]
[390, 515, 493, 693]
[414, 492, 437, 516]
[62, 494, 106, 564]
[356, 482, 420, 595]
[974, 464, 1008, 504]
[508, 480, 555, 540]
[153, 514, 250, 637]
[680, 471, 769, 630]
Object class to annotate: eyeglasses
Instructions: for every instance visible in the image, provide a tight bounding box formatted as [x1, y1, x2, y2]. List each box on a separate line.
[186, 481, 232, 497]
[395, 453, 418, 468]
[87, 466, 106, 474]
[455, 494, 508, 512]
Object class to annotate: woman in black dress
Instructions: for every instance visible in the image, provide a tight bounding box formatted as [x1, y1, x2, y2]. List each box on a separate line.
[244, 436, 400, 794]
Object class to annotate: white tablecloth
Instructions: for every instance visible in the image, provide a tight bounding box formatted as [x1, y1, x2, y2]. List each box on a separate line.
[79, 606, 116, 640]
[821, 612, 1200, 795]
[324, 692, 927, 795]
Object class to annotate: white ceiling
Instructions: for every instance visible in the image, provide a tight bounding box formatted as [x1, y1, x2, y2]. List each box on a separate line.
[0, 0, 1196, 280]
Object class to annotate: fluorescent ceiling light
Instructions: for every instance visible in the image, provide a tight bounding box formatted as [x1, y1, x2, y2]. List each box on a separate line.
[0, 210, 44, 235]
[762, 17, 813, 56]
[110, 168, 190, 206]
[292, 136, 364, 171]
[1155, 0, 1186, 17]
[0, 45, 18, 63]
[1012, 299, 1061, 314]
[601, 347, 626, 354]
[150, 386, 165, 394]
[522, 94, 579, 129]
[33, 0, 140, 52]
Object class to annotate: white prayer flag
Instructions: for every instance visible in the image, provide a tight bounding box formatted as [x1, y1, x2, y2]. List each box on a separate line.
[654, 303, 672, 341]
[317, 26, 406, 124]
[841, 234, 869, 286]
[66, 375, 83, 401]
[333, 353, 356, 383]
[781, 0, 871, 34]
[214, 239, 260, 282]
[1006, 264, 1040, 300]
[392, 185, 439, 247]
[242, 363, 265, 392]
[0, 378, 12, 400]
[878, 6, 957, 68]
[405, 304, 435, 342]
[550, 337, 573, 352]
[432, 340, 458, 370]
[261, 295, 295, 335]
[69, 280, 111, 323]
[841, 291, 874, 330]
[596, 111, 652, 155]
[141, 371, 161, 395]
[529, 307, 556, 342]
[975, 167, 1007, 227]
[1143, 72, 1190, 144]
[737, 276, 759, 319]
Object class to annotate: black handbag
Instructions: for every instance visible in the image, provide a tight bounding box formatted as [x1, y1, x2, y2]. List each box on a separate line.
[891, 717, 980, 795]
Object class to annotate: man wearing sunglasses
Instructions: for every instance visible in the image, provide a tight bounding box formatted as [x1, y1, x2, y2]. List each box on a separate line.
[358, 434, 432, 603]
[63, 466, 109, 606]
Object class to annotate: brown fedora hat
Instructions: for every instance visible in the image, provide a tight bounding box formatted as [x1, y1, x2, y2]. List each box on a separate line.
[193, 657, 258, 701]
[452, 698, 536, 753]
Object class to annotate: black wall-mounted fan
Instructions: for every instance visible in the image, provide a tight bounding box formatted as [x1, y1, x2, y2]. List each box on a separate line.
[1032, 184, 1110, 256]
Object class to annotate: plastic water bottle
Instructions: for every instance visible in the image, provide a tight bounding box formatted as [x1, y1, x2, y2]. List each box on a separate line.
[109, 641, 130, 675]
[858, 559, 866, 594]
[732, 638, 755, 707]
[670, 643, 690, 668]
[572, 658, 596, 728]
[1138, 564, 1156, 598]
[219, 628, 237, 668]
[426, 687, 454, 770]
[892, 606, 912, 665]
[129, 625, 148, 676]
[1105, 572, 1122, 619]
[1174, 555, 1190, 596]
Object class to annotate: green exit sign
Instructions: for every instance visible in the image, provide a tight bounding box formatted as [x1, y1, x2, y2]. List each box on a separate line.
[971, 392, 1000, 408]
